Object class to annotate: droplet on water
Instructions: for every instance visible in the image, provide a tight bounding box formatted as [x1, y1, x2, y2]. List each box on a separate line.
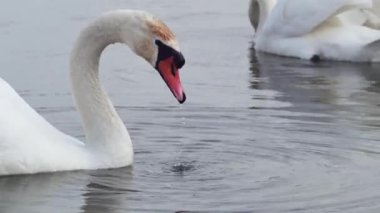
[170, 161, 196, 173]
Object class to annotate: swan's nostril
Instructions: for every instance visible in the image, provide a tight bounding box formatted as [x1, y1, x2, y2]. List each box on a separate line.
[171, 62, 177, 76]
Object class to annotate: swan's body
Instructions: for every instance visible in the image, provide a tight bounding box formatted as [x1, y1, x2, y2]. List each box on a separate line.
[0, 10, 186, 176]
[249, 0, 380, 62]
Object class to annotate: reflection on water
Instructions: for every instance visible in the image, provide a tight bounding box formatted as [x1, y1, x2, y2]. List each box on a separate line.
[250, 48, 380, 128]
[247, 49, 380, 212]
[2, 0, 380, 212]
[81, 169, 136, 213]
[0, 169, 135, 213]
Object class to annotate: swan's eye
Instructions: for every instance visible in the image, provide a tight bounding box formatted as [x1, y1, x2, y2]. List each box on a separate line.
[155, 40, 171, 62]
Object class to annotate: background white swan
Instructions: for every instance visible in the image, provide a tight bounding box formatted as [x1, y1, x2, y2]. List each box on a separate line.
[249, 0, 380, 62]
[0, 10, 186, 176]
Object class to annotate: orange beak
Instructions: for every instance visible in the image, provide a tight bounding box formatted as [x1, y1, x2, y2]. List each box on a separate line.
[157, 56, 186, 104]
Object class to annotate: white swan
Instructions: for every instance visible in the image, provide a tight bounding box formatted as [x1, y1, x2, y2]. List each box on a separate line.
[0, 10, 186, 176]
[249, 0, 380, 62]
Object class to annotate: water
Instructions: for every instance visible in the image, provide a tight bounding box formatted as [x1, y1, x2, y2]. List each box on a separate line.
[1, 0, 380, 212]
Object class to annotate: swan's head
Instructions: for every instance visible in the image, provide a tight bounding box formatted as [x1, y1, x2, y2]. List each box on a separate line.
[122, 11, 186, 104]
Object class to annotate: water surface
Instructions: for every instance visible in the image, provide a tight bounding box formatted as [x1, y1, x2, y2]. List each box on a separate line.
[1, 0, 380, 212]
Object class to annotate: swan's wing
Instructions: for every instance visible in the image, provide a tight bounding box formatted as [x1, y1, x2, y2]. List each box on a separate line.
[338, 0, 380, 28]
[264, 0, 372, 37]
[0, 78, 87, 174]
[338, 10, 371, 26]
[371, 0, 380, 14]
[363, 0, 380, 28]
[0, 78, 82, 155]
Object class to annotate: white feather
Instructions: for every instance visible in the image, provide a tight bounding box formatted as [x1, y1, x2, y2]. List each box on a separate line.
[250, 0, 380, 62]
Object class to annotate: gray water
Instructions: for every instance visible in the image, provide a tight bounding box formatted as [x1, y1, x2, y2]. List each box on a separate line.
[1, 0, 380, 212]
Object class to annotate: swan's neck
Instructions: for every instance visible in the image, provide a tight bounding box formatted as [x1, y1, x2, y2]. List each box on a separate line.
[70, 15, 133, 157]
[249, 0, 276, 34]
